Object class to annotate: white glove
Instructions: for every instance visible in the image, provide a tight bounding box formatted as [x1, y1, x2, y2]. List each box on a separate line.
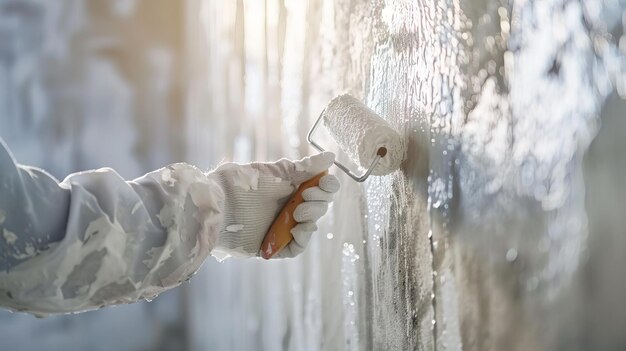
[208, 152, 340, 259]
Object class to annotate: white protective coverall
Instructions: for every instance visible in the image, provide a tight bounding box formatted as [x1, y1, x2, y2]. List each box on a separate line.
[0, 138, 338, 316]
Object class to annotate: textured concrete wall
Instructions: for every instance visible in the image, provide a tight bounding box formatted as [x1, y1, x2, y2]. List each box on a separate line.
[171, 0, 626, 349]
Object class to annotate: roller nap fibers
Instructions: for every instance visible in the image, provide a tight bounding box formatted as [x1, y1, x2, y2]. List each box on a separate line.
[322, 94, 403, 175]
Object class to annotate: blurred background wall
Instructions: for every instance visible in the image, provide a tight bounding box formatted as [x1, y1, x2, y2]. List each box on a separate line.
[1, 0, 626, 350]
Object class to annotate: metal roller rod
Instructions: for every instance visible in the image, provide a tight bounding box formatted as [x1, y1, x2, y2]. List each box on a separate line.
[307, 111, 386, 182]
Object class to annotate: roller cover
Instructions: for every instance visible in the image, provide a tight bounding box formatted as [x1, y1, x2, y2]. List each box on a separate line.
[322, 94, 403, 175]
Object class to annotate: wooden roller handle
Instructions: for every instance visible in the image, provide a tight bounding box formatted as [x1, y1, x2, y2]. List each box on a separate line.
[260, 171, 328, 259]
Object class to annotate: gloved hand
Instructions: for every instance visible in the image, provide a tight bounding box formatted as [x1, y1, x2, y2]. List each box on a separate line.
[208, 152, 340, 259]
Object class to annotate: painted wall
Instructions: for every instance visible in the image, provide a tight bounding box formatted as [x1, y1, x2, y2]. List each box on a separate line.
[189, 1, 626, 350]
[1, 0, 626, 350]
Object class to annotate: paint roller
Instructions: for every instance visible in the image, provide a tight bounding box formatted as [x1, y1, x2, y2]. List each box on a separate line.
[260, 94, 404, 259]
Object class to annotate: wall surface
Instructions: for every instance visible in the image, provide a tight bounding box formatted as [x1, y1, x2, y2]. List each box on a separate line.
[2, 0, 626, 350]
[187, 1, 626, 350]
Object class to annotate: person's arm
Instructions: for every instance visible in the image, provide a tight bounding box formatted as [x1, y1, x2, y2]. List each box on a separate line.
[0, 139, 338, 316]
[0, 139, 224, 316]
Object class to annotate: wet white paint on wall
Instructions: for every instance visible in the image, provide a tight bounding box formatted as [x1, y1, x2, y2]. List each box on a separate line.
[2, 0, 626, 350]
[190, 0, 626, 349]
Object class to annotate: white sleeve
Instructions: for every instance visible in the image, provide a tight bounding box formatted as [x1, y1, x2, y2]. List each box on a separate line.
[0, 139, 224, 316]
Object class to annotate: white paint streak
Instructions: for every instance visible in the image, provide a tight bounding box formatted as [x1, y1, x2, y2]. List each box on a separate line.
[130, 202, 142, 215]
[3, 229, 17, 245]
[218, 164, 260, 191]
[226, 224, 244, 232]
